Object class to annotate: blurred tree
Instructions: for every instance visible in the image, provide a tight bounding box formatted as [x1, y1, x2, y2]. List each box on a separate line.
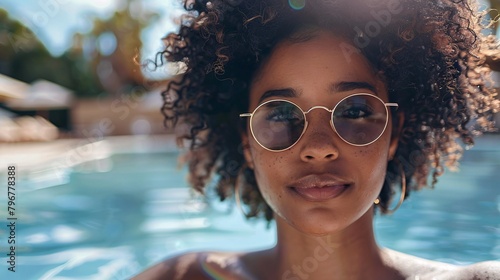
[0, 9, 103, 97]
[0, 9, 49, 78]
[1, 0, 159, 98]
[75, 0, 159, 96]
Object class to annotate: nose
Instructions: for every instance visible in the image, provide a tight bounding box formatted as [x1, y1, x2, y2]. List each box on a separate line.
[298, 109, 340, 162]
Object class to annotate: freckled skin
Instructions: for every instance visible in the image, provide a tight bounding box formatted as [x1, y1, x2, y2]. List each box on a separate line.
[242, 31, 398, 235]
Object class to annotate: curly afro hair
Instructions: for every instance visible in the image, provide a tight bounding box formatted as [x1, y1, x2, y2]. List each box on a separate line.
[160, 0, 499, 223]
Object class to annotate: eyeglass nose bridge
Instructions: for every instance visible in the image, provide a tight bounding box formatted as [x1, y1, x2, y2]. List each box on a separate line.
[301, 105, 336, 140]
[303, 105, 334, 115]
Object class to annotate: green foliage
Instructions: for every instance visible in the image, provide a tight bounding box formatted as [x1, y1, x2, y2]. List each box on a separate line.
[0, 1, 160, 98]
[0, 8, 103, 97]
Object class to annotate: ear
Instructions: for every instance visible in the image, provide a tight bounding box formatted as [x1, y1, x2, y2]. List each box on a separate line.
[388, 112, 404, 161]
[240, 133, 255, 169]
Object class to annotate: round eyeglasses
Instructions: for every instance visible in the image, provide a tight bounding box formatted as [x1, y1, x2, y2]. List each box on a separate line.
[240, 93, 398, 152]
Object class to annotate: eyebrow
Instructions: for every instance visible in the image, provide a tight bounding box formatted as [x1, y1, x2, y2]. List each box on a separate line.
[331, 81, 378, 94]
[257, 81, 378, 104]
[258, 89, 298, 104]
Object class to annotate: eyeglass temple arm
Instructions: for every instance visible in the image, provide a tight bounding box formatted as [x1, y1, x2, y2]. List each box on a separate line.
[385, 103, 398, 109]
[239, 113, 252, 118]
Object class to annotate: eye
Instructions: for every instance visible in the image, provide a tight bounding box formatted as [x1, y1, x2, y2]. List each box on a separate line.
[265, 106, 302, 123]
[338, 104, 373, 119]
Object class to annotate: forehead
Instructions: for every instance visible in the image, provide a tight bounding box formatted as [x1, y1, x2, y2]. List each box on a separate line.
[249, 31, 386, 105]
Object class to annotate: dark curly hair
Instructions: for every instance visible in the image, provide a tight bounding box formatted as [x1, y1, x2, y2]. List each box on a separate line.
[159, 0, 499, 222]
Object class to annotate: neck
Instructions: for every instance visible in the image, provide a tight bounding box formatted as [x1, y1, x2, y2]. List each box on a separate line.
[266, 209, 393, 280]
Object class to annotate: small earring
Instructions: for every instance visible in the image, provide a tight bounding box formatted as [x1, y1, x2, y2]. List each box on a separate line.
[374, 161, 407, 214]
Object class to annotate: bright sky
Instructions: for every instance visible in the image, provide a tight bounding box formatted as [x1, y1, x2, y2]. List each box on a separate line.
[0, 0, 493, 59]
[0, 0, 182, 63]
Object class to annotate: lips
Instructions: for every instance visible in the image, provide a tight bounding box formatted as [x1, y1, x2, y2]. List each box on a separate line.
[289, 174, 351, 202]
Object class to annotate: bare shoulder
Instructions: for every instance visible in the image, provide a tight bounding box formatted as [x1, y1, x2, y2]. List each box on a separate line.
[382, 248, 500, 280]
[131, 251, 247, 280]
[131, 251, 205, 280]
[452, 261, 500, 280]
[381, 248, 456, 278]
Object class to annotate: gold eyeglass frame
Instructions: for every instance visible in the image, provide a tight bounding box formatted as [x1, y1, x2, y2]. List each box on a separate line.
[239, 93, 399, 152]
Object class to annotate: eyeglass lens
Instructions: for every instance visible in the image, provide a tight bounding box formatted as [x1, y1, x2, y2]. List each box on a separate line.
[250, 94, 389, 150]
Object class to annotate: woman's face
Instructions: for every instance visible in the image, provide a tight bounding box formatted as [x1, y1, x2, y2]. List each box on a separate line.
[242, 31, 400, 234]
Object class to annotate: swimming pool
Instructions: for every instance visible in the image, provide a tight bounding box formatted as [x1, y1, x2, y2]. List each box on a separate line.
[0, 135, 499, 279]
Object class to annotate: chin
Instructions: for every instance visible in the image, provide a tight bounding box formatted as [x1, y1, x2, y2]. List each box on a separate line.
[279, 204, 375, 235]
[287, 211, 353, 235]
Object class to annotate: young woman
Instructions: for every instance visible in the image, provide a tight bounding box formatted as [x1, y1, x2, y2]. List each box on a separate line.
[135, 0, 500, 279]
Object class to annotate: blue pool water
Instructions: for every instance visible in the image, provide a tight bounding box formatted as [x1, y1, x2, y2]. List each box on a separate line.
[0, 135, 499, 279]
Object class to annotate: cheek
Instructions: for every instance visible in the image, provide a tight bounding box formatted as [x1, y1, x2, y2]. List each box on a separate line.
[350, 148, 389, 225]
[252, 149, 283, 186]
[353, 131, 392, 160]
[353, 146, 387, 162]
[353, 144, 390, 192]
[248, 134, 292, 171]
[250, 148, 291, 212]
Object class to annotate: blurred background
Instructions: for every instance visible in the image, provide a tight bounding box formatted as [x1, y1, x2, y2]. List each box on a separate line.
[0, 0, 499, 279]
[0, 0, 184, 139]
